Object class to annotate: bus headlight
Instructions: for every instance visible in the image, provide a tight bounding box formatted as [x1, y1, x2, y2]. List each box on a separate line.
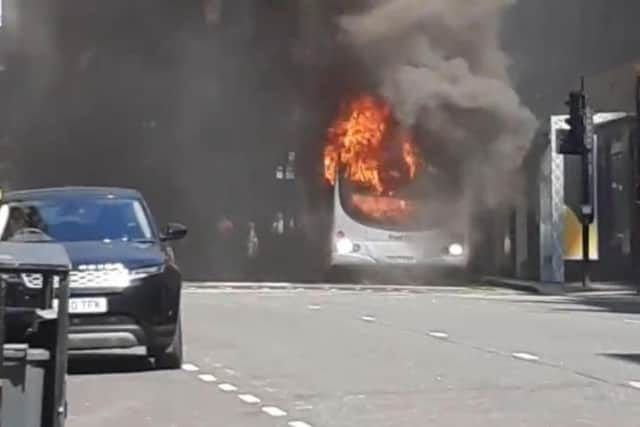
[336, 237, 355, 255]
[448, 243, 464, 257]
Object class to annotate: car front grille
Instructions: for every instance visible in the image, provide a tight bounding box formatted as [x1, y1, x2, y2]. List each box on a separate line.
[21, 264, 130, 289]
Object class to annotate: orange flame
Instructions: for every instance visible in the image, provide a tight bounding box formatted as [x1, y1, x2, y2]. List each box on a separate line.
[323, 94, 423, 196]
[350, 193, 416, 223]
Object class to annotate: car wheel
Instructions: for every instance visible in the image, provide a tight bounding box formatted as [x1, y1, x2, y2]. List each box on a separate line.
[154, 318, 183, 370]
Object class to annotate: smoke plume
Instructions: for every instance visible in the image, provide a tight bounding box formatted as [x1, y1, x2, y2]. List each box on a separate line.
[338, 0, 538, 210]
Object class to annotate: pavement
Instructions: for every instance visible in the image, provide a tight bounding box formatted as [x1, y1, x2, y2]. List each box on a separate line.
[66, 283, 640, 427]
[484, 276, 639, 295]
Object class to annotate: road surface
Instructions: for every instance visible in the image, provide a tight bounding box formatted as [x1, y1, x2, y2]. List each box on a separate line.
[67, 284, 640, 426]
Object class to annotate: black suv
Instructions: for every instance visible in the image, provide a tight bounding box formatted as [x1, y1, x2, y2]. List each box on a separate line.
[0, 187, 187, 369]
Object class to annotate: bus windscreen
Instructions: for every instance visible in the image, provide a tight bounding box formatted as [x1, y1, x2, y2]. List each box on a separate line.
[338, 170, 452, 232]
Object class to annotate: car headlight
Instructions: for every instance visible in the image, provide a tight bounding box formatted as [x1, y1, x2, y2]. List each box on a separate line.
[336, 237, 354, 255]
[448, 243, 464, 257]
[129, 265, 165, 280]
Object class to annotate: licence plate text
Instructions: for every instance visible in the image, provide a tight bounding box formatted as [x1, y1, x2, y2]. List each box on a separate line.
[54, 298, 108, 314]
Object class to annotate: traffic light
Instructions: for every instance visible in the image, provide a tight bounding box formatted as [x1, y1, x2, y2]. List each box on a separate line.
[558, 91, 586, 155]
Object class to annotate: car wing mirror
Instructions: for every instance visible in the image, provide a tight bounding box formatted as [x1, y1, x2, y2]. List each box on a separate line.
[161, 223, 188, 242]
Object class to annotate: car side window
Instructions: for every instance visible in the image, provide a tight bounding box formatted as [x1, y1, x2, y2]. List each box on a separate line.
[128, 201, 153, 239]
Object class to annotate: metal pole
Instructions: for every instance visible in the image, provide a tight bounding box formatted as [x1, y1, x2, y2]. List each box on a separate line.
[581, 150, 591, 288]
[635, 67, 640, 293]
[0, 274, 5, 421]
[53, 272, 70, 427]
[580, 77, 591, 288]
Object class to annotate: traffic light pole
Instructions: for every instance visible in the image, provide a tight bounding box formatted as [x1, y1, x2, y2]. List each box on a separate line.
[581, 79, 596, 289]
[581, 149, 591, 288]
[581, 78, 590, 288]
[559, 79, 593, 288]
[635, 67, 640, 294]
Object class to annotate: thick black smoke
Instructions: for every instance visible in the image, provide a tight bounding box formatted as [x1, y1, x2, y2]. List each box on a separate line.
[337, 0, 538, 218]
[6, 1, 537, 280]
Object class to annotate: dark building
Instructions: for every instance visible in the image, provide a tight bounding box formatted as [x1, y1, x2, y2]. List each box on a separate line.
[4, 0, 330, 279]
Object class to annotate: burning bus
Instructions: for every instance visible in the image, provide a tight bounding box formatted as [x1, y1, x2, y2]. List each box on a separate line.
[322, 93, 469, 275]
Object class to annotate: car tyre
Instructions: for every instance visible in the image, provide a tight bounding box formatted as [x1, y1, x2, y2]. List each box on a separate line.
[154, 318, 183, 370]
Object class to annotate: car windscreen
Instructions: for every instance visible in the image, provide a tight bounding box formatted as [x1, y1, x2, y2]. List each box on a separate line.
[0, 197, 154, 243]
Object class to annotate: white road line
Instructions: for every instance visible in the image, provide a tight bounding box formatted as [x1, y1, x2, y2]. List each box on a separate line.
[218, 383, 238, 392]
[361, 315, 376, 322]
[181, 363, 199, 372]
[428, 331, 449, 339]
[628, 381, 640, 389]
[224, 368, 236, 375]
[265, 387, 277, 393]
[343, 394, 366, 401]
[295, 405, 314, 410]
[238, 394, 261, 404]
[197, 374, 217, 382]
[262, 406, 288, 417]
[289, 422, 313, 427]
[307, 305, 321, 310]
[624, 319, 640, 324]
[512, 352, 540, 361]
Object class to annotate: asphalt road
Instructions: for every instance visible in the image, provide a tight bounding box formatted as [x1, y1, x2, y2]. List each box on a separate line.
[67, 285, 640, 427]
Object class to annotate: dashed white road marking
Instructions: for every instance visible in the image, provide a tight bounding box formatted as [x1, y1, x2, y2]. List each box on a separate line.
[361, 315, 376, 322]
[512, 352, 540, 361]
[307, 304, 321, 310]
[294, 403, 314, 410]
[262, 406, 288, 417]
[265, 387, 277, 393]
[343, 394, 366, 401]
[428, 331, 449, 339]
[238, 394, 261, 404]
[289, 422, 313, 427]
[628, 381, 640, 389]
[197, 374, 217, 382]
[218, 383, 238, 392]
[213, 363, 224, 368]
[624, 319, 640, 324]
[181, 363, 199, 372]
[224, 368, 236, 375]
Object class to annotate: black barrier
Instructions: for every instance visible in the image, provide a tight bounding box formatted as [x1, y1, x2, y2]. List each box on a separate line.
[0, 242, 71, 427]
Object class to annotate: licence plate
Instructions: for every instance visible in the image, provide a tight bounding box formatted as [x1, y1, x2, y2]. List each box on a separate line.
[53, 298, 108, 314]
